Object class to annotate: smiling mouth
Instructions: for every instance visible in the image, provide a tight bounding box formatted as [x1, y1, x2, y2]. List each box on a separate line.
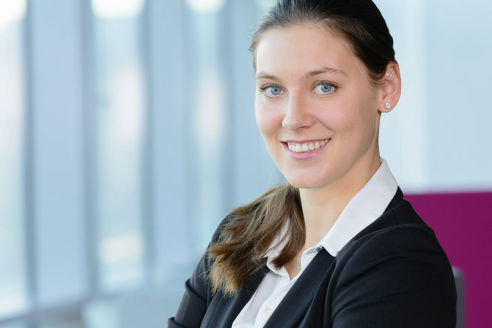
[284, 139, 330, 153]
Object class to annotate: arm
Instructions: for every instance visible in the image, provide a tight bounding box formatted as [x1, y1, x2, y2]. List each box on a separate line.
[168, 217, 229, 327]
[331, 226, 457, 328]
[168, 253, 211, 327]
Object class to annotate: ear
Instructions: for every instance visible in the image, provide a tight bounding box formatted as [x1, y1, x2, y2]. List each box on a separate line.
[378, 61, 401, 113]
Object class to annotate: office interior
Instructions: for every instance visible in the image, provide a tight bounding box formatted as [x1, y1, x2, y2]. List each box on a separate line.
[0, 0, 491, 327]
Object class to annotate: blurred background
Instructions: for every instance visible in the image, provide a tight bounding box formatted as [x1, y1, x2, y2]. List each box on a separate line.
[0, 0, 491, 327]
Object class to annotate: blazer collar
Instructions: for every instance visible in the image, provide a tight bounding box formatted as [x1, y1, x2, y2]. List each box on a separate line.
[264, 249, 335, 327]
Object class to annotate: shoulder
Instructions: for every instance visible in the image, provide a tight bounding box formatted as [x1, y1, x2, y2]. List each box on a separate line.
[170, 215, 233, 326]
[328, 196, 456, 326]
[343, 187, 443, 257]
[190, 215, 232, 281]
[185, 215, 233, 303]
[336, 223, 449, 278]
[335, 193, 452, 279]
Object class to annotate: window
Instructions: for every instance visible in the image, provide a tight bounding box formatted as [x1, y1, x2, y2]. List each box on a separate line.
[186, 1, 229, 251]
[0, 0, 28, 318]
[91, 0, 147, 291]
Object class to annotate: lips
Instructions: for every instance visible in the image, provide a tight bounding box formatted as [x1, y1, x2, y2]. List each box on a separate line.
[285, 139, 330, 153]
[280, 138, 331, 160]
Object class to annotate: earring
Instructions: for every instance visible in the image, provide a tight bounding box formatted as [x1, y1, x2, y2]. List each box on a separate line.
[384, 102, 391, 109]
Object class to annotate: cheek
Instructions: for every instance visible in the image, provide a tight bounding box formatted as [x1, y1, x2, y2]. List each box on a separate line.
[329, 90, 379, 131]
[316, 99, 355, 131]
[255, 97, 282, 138]
[337, 107, 379, 149]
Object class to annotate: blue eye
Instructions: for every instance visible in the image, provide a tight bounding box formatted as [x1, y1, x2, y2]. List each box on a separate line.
[314, 82, 336, 95]
[261, 85, 283, 98]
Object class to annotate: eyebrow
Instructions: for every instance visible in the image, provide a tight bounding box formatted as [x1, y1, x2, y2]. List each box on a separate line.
[255, 66, 347, 80]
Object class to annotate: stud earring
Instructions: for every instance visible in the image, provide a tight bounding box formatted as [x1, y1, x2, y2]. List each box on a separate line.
[384, 102, 391, 109]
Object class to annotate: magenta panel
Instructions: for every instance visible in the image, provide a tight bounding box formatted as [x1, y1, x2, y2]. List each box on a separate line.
[406, 191, 492, 328]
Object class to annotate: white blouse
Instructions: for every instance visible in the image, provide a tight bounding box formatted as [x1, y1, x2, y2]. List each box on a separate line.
[232, 159, 398, 328]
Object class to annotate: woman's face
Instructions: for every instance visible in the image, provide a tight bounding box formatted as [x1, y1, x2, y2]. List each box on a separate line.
[255, 24, 389, 190]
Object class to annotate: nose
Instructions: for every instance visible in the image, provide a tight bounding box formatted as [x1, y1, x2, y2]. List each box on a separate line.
[281, 92, 316, 131]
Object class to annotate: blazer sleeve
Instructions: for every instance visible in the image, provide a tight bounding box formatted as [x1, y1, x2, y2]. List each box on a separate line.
[331, 225, 457, 328]
[168, 217, 229, 328]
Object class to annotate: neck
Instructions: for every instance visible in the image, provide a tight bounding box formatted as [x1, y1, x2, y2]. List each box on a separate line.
[299, 154, 381, 248]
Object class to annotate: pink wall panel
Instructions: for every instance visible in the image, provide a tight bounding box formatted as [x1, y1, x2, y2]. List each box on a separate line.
[406, 192, 492, 328]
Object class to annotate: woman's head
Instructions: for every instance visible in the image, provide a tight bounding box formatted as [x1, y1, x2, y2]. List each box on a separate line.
[251, 0, 401, 191]
[207, 0, 401, 295]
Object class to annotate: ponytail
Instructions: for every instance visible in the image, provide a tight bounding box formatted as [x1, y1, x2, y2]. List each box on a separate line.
[207, 184, 305, 295]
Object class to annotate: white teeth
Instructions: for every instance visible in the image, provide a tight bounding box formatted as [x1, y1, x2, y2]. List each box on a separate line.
[287, 139, 329, 153]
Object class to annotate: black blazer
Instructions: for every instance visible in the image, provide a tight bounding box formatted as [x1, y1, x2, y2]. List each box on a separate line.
[169, 188, 457, 327]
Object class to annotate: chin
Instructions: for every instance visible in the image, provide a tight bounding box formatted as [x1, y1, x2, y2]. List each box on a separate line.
[285, 175, 329, 190]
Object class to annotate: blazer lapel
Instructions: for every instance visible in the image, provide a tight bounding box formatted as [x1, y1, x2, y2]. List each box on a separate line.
[203, 265, 269, 328]
[264, 249, 335, 328]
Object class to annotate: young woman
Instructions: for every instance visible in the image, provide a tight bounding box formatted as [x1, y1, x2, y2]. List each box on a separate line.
[169, 0, 456, 327]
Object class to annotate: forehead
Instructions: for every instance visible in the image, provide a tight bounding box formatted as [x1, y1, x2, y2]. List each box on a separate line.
[255, 24, 364, 77]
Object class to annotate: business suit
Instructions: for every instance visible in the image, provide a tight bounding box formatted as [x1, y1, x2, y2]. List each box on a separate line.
[169, 188, 457, 327]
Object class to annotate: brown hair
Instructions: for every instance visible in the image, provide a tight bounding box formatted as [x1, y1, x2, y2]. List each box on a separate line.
[208, 0, 396, 295]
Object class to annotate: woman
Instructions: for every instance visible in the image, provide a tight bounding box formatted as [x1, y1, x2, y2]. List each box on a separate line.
[169, 0, 456, 327]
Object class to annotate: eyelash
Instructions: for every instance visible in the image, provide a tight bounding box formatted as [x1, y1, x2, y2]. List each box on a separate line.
[258, 81, 338, 97]
[259, 84, 280, 92]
